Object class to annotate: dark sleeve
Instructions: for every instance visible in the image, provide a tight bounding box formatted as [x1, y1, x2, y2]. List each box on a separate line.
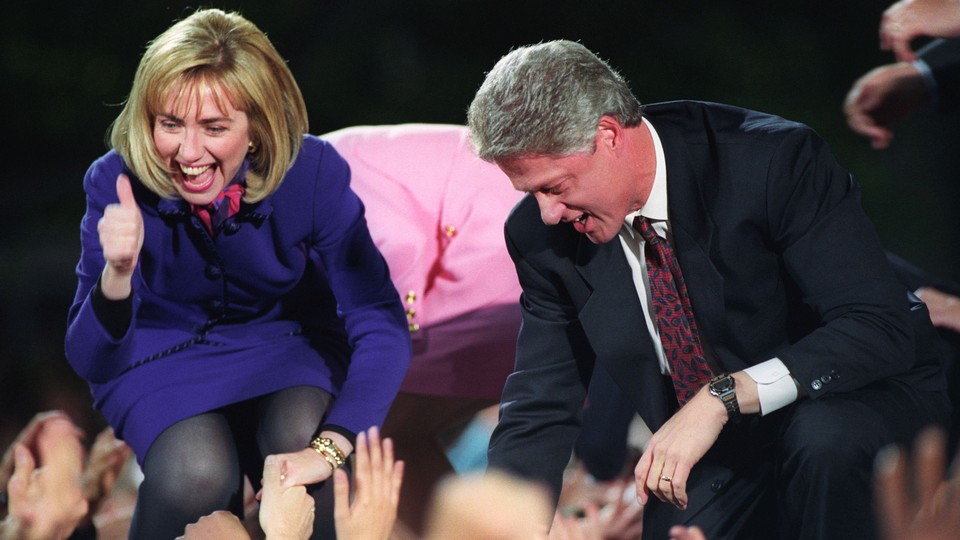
[307, 141, 411, 436]
[767, 128, 915, 396]
[486, 221, 589, 504]
[918, 39, 960, 111]
[886, 251, 960, 297]
[90, 277, 132, 340]
[316, 424, 357, 446]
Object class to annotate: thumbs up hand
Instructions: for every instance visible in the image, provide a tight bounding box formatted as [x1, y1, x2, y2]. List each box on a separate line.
[97, 174, 144, 299]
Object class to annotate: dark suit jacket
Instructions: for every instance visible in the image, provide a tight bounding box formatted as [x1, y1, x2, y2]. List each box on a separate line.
[919, 39, 960, 111]
[487, 101, 946, 502]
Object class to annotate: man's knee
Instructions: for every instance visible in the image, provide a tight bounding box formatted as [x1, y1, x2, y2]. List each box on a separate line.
[779, 397, 888, 473]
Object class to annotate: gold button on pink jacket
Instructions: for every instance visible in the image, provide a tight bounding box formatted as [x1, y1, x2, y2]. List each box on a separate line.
[324, 124, 523, 400]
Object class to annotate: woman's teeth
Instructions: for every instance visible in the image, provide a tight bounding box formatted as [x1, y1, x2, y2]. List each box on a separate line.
[178, 163, 216, 193]
[180, 164, 212, 175]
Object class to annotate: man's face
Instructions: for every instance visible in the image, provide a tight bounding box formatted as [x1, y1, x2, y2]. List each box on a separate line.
[499, 139, 640, 244]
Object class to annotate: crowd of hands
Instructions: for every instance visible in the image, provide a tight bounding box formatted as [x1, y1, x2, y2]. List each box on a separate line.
[1, 409, 960, 540]
[0, 411, 129, 540]
[0, 413, 405, 540]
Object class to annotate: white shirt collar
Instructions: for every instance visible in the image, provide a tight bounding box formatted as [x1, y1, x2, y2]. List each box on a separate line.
[623, 117, 668, 232]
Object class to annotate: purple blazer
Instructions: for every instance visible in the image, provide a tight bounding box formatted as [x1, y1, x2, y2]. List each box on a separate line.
[65, 135, 411, 460]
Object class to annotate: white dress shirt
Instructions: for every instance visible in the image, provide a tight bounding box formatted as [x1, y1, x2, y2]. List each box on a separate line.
[616, 118, 798, 415]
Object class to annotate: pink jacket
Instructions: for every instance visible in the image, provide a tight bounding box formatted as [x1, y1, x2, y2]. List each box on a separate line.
[323, 124, 523, 400]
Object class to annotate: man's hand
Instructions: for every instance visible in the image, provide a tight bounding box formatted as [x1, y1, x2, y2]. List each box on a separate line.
[634, 386, 727, 510]
[843, 62, 927, 149]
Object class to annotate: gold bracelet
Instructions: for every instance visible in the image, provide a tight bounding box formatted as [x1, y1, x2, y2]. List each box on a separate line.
[309, 436, 346, 473]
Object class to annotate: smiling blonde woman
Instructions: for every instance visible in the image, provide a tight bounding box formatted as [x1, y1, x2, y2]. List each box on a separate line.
[66, 9, 411, 539]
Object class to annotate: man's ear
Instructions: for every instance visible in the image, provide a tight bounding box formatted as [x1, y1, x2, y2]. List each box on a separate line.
[596, 115, 625, 151]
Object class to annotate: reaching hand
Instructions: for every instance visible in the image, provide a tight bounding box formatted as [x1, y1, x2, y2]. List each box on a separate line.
[98, 174, 144, 300]
[269, 431, 352, 490]
[549, 479, 644, 540]
[80, 427, 132, 527]
[2, 416, 89, 540]
[915, 287, 960, 333]
[177, 511, 251, 540]
[669, 525, 708, 540]
[333, 427, 403, 540]
[0, 412, 78, 494]
[881, 0, 960, 61]
[259, 454, 315, 540]
[595, 480, 645, 539]
[548, 507, 602, 540]
[874, 427, 960, 540]
[843, 62, 928, 149]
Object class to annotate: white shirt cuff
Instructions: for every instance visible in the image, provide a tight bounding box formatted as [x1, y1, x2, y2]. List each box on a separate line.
[743, 359, 798, 415]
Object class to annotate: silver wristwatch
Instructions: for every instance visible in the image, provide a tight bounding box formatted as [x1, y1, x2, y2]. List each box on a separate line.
[708, 373, 740, 422]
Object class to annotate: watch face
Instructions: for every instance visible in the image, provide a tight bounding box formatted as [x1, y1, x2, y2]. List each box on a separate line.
[712, 376, 734, 392]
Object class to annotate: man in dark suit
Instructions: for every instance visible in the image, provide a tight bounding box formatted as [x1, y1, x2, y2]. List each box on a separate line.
[467, 40, 950, 539]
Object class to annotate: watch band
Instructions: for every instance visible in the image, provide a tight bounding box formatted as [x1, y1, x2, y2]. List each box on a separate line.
[709, 374, 740, 422]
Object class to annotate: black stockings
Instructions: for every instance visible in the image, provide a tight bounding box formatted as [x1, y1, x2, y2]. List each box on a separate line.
[128, 386, 334, 539]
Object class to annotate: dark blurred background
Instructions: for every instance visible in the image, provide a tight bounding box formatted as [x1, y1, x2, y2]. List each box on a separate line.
[3, 0, 958, 445]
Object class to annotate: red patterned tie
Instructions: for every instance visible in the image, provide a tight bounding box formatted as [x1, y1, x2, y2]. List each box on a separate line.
[191, 183, 244, 237]
[635, 216, 714, 405]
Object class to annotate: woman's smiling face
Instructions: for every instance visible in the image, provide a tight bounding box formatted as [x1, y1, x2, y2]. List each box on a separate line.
[152, 83, 250, 206]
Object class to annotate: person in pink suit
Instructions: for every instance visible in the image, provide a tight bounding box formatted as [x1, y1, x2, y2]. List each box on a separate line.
[323, 124, 523, 535]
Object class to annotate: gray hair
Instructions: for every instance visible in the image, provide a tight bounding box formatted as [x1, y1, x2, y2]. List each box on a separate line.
[467, 40, 643, 162]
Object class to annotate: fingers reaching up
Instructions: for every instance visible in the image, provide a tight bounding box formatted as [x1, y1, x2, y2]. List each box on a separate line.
[333, 426, 404, 540]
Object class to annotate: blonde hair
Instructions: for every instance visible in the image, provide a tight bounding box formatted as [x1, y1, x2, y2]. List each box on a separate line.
[109, 8, 308, 202]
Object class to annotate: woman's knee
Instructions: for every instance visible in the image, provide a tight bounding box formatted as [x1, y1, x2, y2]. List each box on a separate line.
[140, 414, 242, 509]
[257, 386, 332, 454]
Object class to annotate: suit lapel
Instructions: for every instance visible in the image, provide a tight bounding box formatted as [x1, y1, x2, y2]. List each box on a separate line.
[575, 231, 674, 429]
